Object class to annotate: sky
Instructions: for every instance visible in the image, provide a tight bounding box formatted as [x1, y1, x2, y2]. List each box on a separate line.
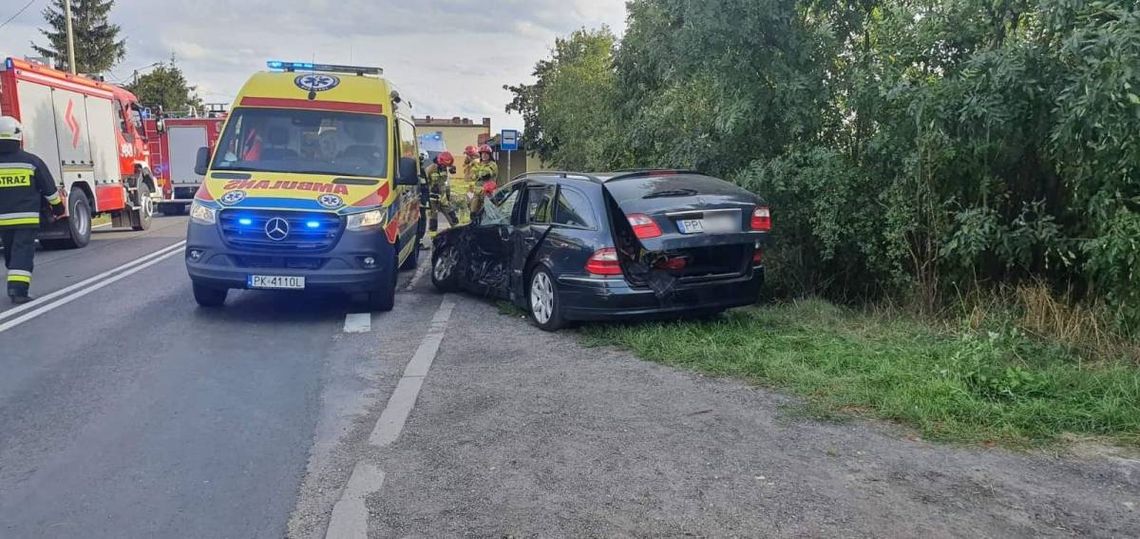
[0, 0, 628, 132]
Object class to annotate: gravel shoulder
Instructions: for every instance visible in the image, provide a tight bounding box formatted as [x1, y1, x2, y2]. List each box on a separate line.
[356, 295, 1138, 537]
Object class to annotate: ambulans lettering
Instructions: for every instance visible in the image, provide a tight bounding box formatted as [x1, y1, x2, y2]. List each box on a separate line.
[0, 173, 32, 187]
[221, 180, 350, 195]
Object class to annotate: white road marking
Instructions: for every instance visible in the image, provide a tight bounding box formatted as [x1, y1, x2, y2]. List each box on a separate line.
[324, 463, 384, 539]
[324, 297, 455, 539]
[0, 244, 184, 334]
[0, 240, 186, 323]
[343, 313, 371, 333]
[368, 298, 455, 446]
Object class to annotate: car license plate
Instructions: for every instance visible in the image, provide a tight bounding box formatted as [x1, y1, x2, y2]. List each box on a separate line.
[677, 215, 738, 234]
[248, 275, 305, 290]
[678, 219, 704, 234]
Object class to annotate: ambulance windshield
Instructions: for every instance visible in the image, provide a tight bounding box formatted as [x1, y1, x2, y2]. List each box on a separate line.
[211, 108, 389, 178]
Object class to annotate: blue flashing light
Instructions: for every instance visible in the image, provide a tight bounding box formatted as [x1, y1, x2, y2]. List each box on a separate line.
[5, 58, 13, 70]
[238, 218, 253, 226]
[305, 220, 321, 229]
[266, 60, 285, 70]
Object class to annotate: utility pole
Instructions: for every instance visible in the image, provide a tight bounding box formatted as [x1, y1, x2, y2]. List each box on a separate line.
[64, 0, 77, 74]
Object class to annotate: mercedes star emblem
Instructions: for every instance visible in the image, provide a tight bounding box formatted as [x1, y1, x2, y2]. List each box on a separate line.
[265, 217, 290, 241]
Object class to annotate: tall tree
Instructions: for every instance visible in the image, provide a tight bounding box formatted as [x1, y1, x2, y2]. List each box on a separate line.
[124, 58, 204, 115]
[504, 27, 620, 170]
[32, 0, 126, 74]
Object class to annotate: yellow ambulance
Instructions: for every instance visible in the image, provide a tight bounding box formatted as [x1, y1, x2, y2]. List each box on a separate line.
[185, 61, 422, 310]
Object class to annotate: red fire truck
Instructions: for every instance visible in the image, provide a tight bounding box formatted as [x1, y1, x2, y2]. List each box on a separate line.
[0, 57, 158, 249]
[144, 110, 226, 215]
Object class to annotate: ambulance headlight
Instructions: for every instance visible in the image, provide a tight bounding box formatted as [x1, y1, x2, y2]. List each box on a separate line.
[189, 201, 217, 225]
[346, 209, 384, 230]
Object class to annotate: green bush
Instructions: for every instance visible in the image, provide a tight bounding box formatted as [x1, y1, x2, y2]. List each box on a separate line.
[507, 0, 1140, 332]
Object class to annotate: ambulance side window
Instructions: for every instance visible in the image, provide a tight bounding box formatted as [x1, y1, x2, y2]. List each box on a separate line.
[397, 118, 417, 159]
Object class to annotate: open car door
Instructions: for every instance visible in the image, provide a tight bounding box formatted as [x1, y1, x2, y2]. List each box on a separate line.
[462, 185, 521, 298]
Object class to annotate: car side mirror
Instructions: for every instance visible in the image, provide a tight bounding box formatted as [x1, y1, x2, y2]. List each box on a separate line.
[194, 146, 210, 176]
[395, 156, 418, 186]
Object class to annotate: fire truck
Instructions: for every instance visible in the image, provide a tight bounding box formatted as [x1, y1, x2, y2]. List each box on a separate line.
[0, 57, 159, 249]
[144, 106, 226, 215]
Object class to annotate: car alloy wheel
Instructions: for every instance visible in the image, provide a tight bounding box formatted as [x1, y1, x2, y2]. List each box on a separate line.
[433, 247, 457, 282]
[530, 271, 554, 324]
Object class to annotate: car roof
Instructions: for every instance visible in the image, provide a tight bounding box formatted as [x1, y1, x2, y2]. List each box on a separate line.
[514, 169, 703, 184]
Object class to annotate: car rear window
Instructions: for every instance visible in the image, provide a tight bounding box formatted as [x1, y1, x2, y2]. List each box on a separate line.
[554, 188, 594, 228]
[604, 174, 743, 204]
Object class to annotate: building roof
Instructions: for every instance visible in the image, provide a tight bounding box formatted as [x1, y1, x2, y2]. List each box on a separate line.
[414, 116, 491, 128]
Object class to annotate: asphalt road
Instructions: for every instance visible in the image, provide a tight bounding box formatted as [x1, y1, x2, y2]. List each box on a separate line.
[2, 215, 1138, 538]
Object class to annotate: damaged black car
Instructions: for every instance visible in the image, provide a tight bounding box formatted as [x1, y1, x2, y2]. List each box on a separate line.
[430, 170, 771, 331]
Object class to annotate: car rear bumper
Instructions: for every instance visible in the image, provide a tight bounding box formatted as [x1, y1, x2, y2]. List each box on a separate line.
[184, 221, 394, 292]
[556, 268, 764, 321]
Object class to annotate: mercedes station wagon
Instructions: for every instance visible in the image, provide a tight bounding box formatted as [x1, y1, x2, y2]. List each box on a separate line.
[430, 170, 771, 330]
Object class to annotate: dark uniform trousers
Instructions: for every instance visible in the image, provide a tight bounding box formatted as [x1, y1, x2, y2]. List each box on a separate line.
[2, 227, 35, 295]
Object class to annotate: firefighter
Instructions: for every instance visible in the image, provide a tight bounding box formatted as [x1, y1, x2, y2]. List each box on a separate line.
[468, 144, 499, 216]
[461, 144, 478, 180]
[0, 116, 66, 304]
[425, 151, 459, 233]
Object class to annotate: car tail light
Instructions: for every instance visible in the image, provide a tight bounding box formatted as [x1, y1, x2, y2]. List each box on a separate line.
[586, 248, 622, 276]
[751, 206, 771, 232]
[752, 249, 763, 265]
[627, 213, 662, 239]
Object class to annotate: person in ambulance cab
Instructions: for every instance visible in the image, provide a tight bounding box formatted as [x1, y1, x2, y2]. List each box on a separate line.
[0, 116, 66, 304]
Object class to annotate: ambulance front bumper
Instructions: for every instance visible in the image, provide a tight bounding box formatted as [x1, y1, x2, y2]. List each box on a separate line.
[184, 221, 395, 293]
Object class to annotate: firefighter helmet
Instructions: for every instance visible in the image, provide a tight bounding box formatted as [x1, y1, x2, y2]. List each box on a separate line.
[436, 151, 455, 167]
[464, 145, 478, 157]
[478, 144, 493, 156]
[0, 116, 23, 142]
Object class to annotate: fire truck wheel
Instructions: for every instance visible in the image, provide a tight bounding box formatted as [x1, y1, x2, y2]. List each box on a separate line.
[192, 282, 228, 307]
[40, 188, 92, 250]
[131, 180, 155, 231]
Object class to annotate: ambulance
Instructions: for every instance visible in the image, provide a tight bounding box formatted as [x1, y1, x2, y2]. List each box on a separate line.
[185, 61, 423, 310]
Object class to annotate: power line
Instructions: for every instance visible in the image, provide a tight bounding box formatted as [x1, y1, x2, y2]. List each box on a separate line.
[0, 0, 39, 32]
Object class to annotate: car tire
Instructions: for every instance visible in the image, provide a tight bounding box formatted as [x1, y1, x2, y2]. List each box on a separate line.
[40, 188, 92, 250]
[431, 245, 460, 292]
[193, 282, 227, 307]
[528, 266, 566, 331]
[132, 179, 154, 231]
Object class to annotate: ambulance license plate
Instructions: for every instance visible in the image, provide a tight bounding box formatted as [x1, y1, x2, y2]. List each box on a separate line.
[248, 275, 305, 290]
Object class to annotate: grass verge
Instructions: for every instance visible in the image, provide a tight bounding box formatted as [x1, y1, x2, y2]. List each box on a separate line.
[580, 298, 1140, 448]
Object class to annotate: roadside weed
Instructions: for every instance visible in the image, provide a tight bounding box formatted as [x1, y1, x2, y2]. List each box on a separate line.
[582, 299, 1140, 448]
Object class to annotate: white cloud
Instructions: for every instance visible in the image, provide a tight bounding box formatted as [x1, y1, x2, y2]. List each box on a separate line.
[0, 0, 628, 131]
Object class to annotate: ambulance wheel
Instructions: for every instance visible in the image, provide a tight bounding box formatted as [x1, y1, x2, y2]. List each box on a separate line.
[132, 181, 154, 231]
[366, 260, 397, 312]
[399, 240, 419, 271]
[193, 282, 227, 307]
[40, 189, 92, 250]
